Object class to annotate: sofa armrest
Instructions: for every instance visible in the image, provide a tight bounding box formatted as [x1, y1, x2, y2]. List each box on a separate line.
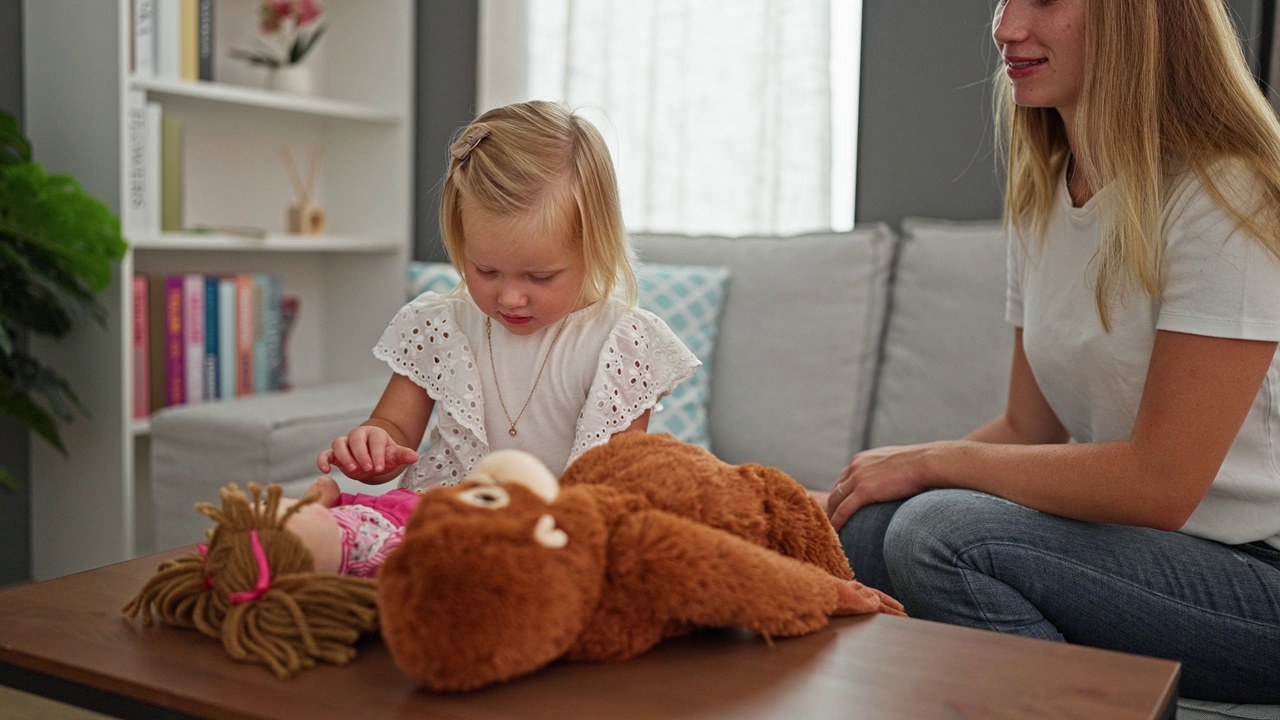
[149, 376, 386, 551]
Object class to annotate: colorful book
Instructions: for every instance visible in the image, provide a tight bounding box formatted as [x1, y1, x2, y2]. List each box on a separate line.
[204, 274, 220, 400]
[160, 113, 184, 233]
[148, 274, 185, 409]
[279, 295, 299, 391]
[180, 0, 198, 82]
[218, 277, 237, 399]
[235, 274, 256, 397]
[131, 275, 151, 420]
[196, 0, 214, 81]
[183, 273, 205, 404]
[251, 274, 283, 393]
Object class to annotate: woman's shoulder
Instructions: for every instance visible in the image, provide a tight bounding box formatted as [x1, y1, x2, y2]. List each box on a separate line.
[1163, 157, 1267, 221]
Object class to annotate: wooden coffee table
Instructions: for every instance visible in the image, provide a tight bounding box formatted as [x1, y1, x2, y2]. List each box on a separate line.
[0, 549, 1178, 720]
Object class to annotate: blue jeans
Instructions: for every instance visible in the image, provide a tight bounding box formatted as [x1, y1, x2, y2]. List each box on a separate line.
[839, 489, 1280, 703]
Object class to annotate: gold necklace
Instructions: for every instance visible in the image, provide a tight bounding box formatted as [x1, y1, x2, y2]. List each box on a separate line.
[485, 316, 568, 436]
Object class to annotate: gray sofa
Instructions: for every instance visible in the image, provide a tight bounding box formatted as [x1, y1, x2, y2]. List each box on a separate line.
[148, 218, 1276, 720]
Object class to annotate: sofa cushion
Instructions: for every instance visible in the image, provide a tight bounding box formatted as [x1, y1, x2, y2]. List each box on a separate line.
[149, 376, 386, 552]
[403, 261, 732, 450]
[867, 217, 1011, 448]
[634, 226, 896, 490]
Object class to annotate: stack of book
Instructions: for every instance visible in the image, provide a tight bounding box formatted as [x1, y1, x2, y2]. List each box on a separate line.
[132, 272, 295, 419]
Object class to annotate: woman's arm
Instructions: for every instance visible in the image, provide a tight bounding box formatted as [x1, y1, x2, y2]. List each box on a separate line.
[829, 329, 1276, 531]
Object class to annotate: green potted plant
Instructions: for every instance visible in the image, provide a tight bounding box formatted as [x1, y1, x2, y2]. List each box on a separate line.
[0, 109, 128, 489]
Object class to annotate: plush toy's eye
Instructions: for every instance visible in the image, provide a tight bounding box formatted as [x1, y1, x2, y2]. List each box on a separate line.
[458, 486, 511, 509]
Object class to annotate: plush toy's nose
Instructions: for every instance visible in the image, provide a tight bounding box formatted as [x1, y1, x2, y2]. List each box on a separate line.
[465, 449, 560, 503]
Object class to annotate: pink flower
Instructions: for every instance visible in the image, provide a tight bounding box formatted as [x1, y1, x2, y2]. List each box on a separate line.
[237, 0, 327, 68]
[296, 0, 323, 26]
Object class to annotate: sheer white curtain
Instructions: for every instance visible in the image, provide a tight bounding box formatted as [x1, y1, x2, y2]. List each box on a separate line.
[478, 0, 860, 236]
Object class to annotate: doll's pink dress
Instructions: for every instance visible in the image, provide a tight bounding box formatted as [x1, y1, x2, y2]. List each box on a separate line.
[330, 489, 421, 578]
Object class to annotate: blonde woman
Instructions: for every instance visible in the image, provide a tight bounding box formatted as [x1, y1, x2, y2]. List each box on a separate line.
[319, 101, 697, 490]
[828, 0, 1280, 702]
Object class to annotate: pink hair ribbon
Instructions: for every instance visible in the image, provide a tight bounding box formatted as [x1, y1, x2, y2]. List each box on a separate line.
[227, 530, 272, 604]
[196, 542, 213, 591]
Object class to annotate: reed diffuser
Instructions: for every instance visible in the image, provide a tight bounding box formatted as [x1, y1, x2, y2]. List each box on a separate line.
[281, 145, 325, 234]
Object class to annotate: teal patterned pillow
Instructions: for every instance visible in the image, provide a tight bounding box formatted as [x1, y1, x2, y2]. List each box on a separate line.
[403, 261, 730, 449]
[406, 262, 462, 297]
[636, 263, 730, 449]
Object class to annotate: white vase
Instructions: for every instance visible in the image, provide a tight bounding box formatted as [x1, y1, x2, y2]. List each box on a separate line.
[269, 64, 314, 96]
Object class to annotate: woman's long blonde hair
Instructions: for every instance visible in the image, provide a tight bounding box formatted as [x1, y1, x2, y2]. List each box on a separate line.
[997, 0, 1280, 329]
[439, 101, 637, 310]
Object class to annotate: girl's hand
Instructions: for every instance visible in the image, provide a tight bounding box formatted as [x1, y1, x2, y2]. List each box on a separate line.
[826, 443, 947, 531]
[317, 425, 419, 483]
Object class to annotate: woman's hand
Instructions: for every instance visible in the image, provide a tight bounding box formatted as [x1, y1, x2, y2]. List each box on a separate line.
[826, 443, 950, 531]
[317, 425, 419, 483]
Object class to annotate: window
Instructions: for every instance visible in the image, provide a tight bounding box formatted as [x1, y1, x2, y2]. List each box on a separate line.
[478, 0, 861, 236]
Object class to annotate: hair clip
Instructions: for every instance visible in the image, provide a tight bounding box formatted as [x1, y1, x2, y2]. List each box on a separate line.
[450, 127, 490, 161]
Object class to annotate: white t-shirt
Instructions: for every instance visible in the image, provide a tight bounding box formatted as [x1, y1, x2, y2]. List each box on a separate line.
[1006, 166, 1280, 549]
[373, 292, 699, 489]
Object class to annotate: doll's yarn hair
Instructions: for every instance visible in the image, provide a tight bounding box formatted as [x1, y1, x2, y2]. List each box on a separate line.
[122, 482, 380, 679]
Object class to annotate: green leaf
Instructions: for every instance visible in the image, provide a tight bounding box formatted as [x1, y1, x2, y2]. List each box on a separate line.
[0, 377, 67, 453]
[292, 24, 326, 64]
[0, 108, 128, 489]
[0, 110, 31, 166]
[0, 467, 17, 491]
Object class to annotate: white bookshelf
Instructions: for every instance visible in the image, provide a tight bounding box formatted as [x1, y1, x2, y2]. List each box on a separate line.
[22, 0, 413, 579]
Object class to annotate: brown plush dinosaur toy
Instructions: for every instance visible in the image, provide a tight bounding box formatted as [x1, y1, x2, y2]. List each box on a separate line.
[378, 432, 905, 693]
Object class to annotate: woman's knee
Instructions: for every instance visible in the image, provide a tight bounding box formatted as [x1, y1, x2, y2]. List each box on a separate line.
[883, 489, 1029, 567]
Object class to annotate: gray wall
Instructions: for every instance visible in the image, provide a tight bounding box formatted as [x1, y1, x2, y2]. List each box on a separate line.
[0, 0, 30, 587]
[415, 1, 478, 262]
[856, 1, 1004, 227]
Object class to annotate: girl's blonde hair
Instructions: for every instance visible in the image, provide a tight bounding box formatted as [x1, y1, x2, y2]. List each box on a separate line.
[440, 100, 637, 310]
[122, 483, 380, 679]
[996, 0, 1280, 330]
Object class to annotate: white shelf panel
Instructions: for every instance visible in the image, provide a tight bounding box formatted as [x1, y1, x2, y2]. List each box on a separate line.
[131, 231, 403, 253]
[130, 78, 403, 124]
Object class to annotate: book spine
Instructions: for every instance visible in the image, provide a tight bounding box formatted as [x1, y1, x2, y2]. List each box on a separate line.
[204, 275, 220, 400]
[218, 278, 237, 399]
[265, 275, 283, 391]
[180, 0, 198, 82]
[197, 0, 214, 81]
[155, 0, 183, 81]
[145, 102, 162, 234]
[133, 0, 156, 79]
[164, 275, 186, 406]
[123, 91, 157, 237]
[279, 295, 298, 391]
[183, 273, 205, 404]
[252, 274, 270, 393]
[160, 113, 184, 232]
[148, 275, 167, 411]
[131, 275, 151, 420]
[235, 274, 255, 397]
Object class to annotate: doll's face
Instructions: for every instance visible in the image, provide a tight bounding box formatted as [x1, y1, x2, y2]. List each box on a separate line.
[279, 498, 343, 574]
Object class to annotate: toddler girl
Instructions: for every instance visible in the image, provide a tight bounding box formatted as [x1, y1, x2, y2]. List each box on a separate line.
[318, 101, 698, 489]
